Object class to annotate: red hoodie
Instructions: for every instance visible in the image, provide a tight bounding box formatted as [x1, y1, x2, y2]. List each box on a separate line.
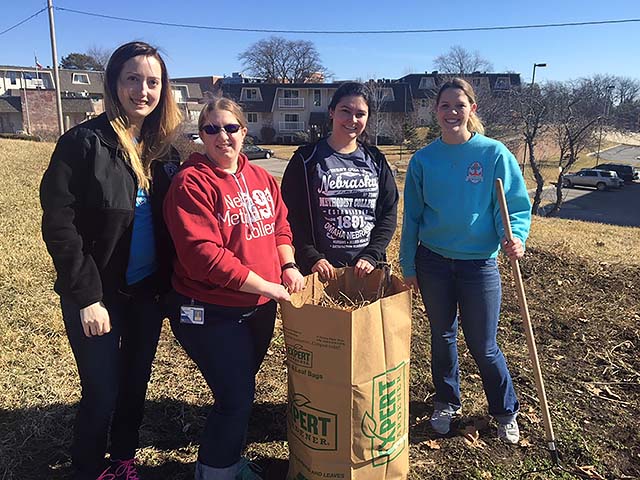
[163, 152, 292, 307]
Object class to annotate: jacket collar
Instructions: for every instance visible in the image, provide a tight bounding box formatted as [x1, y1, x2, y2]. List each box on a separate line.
[83, 113, 120, 148]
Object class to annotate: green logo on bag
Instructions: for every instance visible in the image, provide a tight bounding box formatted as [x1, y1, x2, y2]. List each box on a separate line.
[286, 344, 313, 368]
[289, 393, 337, 451]
[361, 362, 407, 466]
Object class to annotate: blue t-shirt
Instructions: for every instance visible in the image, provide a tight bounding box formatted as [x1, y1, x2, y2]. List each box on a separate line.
[399, 133, 531, 277]
[309, 140, 380, 267]
[126, 188, 157, 285]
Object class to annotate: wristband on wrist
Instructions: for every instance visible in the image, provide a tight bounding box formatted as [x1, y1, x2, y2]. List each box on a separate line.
[281, 262, 300, 272]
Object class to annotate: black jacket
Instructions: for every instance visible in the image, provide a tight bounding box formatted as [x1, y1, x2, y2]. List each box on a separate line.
[281, 141, 398, 274]
[40, 113, 179, 308]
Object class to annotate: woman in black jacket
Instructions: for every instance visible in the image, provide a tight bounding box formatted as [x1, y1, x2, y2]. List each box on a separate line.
[40, 41, 181, 480]
[281, 82, 398, 279]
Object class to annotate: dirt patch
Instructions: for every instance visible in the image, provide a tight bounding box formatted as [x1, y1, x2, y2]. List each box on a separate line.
[1, 138, 639, 479]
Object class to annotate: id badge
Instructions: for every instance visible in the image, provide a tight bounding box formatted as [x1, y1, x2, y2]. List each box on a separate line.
[180, 304, 205, 325]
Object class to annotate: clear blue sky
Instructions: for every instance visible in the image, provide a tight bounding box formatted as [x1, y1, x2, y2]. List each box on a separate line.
[2, 0, 639, 83]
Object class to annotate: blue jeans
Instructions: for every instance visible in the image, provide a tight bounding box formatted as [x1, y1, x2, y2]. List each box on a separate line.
[61, 287, 164, 480]
[415, 245, 519, 422]
[167, 291, 276, 469]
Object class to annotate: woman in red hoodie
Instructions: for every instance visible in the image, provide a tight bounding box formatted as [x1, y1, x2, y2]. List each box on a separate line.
[163, 97, 304, 480]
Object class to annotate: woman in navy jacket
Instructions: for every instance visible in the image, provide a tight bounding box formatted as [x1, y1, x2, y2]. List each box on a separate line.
[281, 82, 398, 279]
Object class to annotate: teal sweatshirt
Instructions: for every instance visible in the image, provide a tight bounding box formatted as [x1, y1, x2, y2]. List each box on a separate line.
[399, 133, 531, 277]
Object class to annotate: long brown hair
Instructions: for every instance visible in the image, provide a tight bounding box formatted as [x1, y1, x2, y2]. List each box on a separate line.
[104, 41, 182, 190]
[435, 77, 485, 135]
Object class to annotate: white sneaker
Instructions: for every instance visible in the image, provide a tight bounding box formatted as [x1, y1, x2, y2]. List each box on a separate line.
[497, 420, 520, 444]
[430, 409, 458, 435]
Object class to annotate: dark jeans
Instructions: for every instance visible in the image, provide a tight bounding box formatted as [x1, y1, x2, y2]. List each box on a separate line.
[61, 288, 164, 480]
[167, 291, 276, 469]
[415, 245, 519, 422]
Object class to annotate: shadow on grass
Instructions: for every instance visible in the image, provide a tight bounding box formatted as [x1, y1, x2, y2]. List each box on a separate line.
[3, 399, 451, 479]
[0, 400, 288, 480]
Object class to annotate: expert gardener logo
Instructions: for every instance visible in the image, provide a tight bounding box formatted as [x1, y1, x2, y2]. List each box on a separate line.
[289, 393, 337, 451]
[361, 363, 408, 466]
[287, 344, 313, 368]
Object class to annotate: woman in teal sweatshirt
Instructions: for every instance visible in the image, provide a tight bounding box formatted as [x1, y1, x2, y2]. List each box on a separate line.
[399, 77, 531, 444]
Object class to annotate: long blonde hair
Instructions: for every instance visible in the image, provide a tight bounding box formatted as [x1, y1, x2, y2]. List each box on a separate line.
[435, 77, 485, 135]
[104, 42, 182, 190]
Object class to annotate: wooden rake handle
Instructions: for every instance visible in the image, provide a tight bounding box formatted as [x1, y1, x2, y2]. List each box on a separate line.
[495, 179, 558, 455]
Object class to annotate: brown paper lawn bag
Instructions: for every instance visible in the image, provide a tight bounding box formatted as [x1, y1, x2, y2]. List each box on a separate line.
[281, 267, 412, 480]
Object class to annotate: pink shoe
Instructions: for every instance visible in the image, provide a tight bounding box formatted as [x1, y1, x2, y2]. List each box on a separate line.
[97, 459, 140, 480]
[96, 465, 116, 480]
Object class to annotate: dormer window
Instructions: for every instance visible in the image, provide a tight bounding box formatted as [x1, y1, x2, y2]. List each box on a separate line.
[241, 88, 262, 101]
[494, 77, 511, 90]
[418, 77, 436, 89]
[72, 73, 90, 85]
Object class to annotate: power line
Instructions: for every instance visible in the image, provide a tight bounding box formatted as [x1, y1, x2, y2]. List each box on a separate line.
[56, 7, 640, 35]
[0, 7, 47, 36]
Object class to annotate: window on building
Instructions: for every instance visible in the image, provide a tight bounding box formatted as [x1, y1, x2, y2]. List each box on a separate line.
[171, 86, 188, 103]
[418, 77, 436, 89]
[313, 90, 321, 107]
[242, 88, 261, 101]
[247, 113, 258, 123]
[494, 77, 511, 90]
[285, 113, 299, 122]
[8, 71, 18, 85]
[380, 87, 395, 102]
[72, 73, 90, 85]
[283, 90, 299, 98]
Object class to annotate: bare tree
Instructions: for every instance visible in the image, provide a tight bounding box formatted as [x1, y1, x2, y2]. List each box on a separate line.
[86, 45, 112, 70]
[546, 82, 600, 216]
[365, 80, 394, 145]
[239, 36, 327, 83]
[616, 76, 640, 104]
[433, 45, 493, 75]
[511, 86, 550, 214]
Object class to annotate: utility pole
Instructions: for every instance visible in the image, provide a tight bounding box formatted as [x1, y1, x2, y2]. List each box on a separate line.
[47, 0, 64, 136]
[20, 71, 32, 134]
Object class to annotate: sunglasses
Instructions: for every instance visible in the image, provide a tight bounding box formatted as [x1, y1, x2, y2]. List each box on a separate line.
[201, 124, 242, 135]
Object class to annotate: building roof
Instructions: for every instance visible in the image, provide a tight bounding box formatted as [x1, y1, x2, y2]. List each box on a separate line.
[172, 76, 221, 98]
[58, 69, 105, 96]
[62, 98, 94, 114]
[221, 83, 279, 113]
[398, 72, 522, 100]
[369, 82, 414, 113]
[171, 81, 204, 100]
[0, 97, 21, 113]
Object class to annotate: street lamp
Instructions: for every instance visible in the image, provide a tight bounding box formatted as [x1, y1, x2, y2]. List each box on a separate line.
[531, 63, 547, 87]
[595, 85, 616, 166]
[522, 63, 547, 174]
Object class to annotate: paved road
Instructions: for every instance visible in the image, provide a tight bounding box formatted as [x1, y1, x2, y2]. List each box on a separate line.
[544, 182, 640, 227]
[251, 157, 288, 178]
[596, 145, 640, 164]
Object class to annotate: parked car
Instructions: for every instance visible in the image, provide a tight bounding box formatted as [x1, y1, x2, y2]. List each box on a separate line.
[242, 145, 274, 159]
[562, 169, 623, 190]
[593, 163, 638, 183]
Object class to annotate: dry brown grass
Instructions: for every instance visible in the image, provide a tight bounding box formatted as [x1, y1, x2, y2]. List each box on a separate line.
[1, 137, 639, 480]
